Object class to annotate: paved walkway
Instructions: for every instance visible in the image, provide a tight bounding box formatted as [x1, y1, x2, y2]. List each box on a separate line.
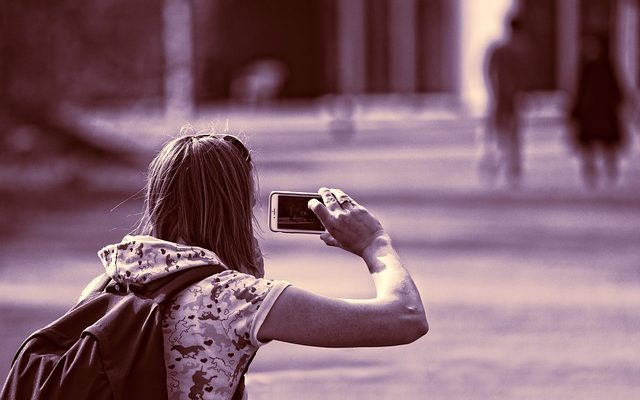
[1, 105, 639, 398]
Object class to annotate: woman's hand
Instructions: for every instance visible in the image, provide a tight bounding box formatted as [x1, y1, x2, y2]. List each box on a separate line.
[308, 187, 386, 257]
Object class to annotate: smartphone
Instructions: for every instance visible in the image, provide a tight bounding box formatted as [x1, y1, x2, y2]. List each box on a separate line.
[269, 191, 326, 234]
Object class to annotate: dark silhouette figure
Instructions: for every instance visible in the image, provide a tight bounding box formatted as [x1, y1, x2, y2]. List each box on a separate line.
[482, 16, 531, 188]
[569, 34, 626, 189]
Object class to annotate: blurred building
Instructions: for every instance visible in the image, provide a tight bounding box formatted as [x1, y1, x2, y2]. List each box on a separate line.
[1, 0, 638, 114]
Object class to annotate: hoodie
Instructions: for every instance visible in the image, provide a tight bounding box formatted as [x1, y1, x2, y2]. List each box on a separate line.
[98, 235, 226, 287]
[88, 234, 290, 399]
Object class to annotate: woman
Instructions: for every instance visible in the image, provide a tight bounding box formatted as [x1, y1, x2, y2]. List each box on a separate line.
[570, 34, 626, 188]
[93, 129, 428, 399]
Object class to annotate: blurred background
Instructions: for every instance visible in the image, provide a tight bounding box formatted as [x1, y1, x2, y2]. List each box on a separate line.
[1, 0, 639, 399]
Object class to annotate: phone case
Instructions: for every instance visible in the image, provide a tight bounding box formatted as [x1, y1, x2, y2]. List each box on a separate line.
[269, 191, 325, 234]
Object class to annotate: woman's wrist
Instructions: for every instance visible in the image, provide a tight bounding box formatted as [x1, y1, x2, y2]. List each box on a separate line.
[361, 234, 396, 272]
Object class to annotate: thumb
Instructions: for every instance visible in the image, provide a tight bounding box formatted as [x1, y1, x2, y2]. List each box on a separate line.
[320, 232, 341, 248]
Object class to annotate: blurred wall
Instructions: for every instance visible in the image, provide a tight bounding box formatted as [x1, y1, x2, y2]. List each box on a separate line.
[191, 0, 459, 100]
[2, 0, 637, 111]
[1, 0, 164, 108]
[192, 0, 330, 101]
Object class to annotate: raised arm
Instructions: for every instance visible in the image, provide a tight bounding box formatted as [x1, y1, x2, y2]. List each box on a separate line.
[257, 188, 428, 347]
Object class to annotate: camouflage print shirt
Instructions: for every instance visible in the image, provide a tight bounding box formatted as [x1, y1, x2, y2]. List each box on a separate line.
[95, 235, 290, 400]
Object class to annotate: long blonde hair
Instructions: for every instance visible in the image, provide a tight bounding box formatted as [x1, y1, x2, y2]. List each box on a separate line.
[135, 127, 261, 277]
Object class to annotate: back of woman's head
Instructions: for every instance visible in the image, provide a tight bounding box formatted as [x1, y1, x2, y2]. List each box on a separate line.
[135, 127, 261, 277]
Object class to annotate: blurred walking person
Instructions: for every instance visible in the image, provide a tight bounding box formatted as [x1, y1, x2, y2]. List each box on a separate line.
[481, 15, 531, 188]
[569, 34, 627, 189]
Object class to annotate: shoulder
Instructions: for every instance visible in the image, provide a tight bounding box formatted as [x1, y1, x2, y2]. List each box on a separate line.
[172, 269, 290, 306]
[205, 270, 289, 296]
[170, 269, 291, 347]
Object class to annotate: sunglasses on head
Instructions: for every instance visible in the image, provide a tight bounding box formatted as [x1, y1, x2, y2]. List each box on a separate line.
[193, 134, 252, 164]
[222, 135, 252, 164]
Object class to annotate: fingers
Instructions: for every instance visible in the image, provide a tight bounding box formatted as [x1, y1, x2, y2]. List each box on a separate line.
[308, 187, 354, 232]
[309, 187, 349, 229]
[308, 198, 331, 226]
[309, 185, 361, 222]
[321, 187, 359, 210]
[313, 187, 359, 211]
[318, 187, 340, 211]
[310, 187, 383, 255]
[330, 188, 355, 209]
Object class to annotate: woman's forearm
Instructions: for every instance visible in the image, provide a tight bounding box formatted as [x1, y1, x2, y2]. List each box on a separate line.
[306, 187, 429, 344]
[362, 235, 428, 336]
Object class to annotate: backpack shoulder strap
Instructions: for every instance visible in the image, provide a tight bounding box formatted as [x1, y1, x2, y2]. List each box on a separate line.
[232, 353, 256, 400]
[141, 264, 252, 398]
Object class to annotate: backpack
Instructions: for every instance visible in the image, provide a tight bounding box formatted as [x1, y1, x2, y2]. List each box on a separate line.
[0, 264, 248, 400]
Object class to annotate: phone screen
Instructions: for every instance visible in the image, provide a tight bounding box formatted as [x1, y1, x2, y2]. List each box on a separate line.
[277, 194, 325, 232]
